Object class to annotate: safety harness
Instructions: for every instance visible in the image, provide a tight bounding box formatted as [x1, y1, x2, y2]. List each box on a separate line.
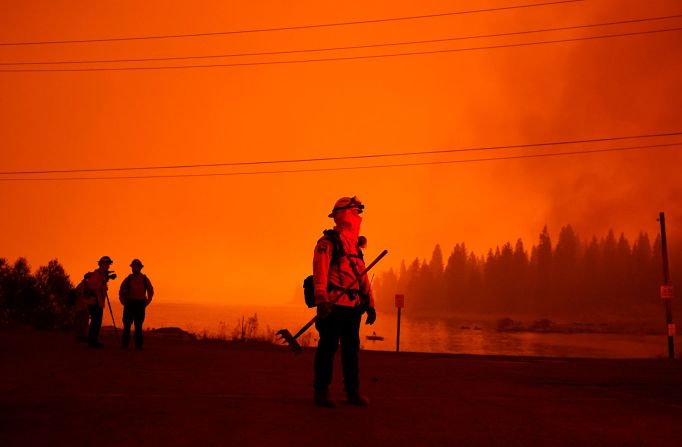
[303, 229, 365, 308]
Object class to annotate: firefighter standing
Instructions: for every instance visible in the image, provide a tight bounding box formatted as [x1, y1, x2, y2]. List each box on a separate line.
[119, 259, 154, 350]
[85, 256, 114, 348]
[312, 196, 376, 407]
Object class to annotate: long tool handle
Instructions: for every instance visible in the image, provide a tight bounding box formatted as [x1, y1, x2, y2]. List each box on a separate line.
[291, 249, 388, 340]
[105, 292, 119, 343]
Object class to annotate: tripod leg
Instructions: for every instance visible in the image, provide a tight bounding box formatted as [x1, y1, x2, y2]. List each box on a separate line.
[106, 293, 119, 344]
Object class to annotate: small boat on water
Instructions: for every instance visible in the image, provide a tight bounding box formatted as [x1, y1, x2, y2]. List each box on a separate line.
[366, 332, 384, 341]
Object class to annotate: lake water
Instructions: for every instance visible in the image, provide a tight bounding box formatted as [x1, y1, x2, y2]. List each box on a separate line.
[137, 302, 670, 359]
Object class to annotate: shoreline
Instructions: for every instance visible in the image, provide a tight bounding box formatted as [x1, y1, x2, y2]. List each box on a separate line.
[131, 302, 672, 359]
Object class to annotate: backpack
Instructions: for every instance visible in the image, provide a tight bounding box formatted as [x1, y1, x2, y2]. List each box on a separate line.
[81, 273, 99, 306]
[303, 275, 316, 308]
[67, 284, 80, 307]
[303, 230, 364, 308]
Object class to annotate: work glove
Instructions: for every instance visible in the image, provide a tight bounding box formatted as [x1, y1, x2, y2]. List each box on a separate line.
[317, 302, 333, 319]
[365, 307, 376, 325]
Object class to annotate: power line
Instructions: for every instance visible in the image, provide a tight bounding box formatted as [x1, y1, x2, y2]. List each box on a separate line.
[4, 14, 680, 66]
[1, 142, 680, 181]
[1, 131, 680, 175]
[0, 0, 583, 46]
[3, 26, 680, 73]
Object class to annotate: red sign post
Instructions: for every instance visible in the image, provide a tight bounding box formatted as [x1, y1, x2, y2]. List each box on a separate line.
[395, 294, 404, 352]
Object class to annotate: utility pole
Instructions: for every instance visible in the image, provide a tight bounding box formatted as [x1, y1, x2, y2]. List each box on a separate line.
[658, 212, 675, 359]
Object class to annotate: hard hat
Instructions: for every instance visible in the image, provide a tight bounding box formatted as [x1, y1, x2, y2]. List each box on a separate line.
[328, 196, 364, 218]
[130, 259, 144, 268]
[98, 256, 113, 265]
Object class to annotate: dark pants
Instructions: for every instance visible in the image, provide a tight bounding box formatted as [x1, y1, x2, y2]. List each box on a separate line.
[74, 310, 89, 341]
[87, 305, 103, 346]
[314, 305, 362, 394]
[122, 300, 146, 348]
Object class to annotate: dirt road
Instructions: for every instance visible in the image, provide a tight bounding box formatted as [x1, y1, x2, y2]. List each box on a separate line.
[2, 328, 681, 446]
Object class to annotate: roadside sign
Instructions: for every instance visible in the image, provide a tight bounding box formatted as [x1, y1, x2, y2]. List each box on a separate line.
[395, 294, 404, 308]
[660, 285, 674, 300]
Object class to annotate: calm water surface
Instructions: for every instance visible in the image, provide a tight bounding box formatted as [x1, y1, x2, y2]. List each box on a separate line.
[137, 302, 669, 359]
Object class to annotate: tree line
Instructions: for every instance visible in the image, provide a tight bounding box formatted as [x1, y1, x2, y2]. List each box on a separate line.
[373, 225, 680, 319]
[0, 258, 74, 329]
[3, 225, 679, 328]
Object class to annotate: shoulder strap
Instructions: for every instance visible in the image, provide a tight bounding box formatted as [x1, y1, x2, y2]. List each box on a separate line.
[321, 229, 366, 290]
[322, 229, 344, 263]
[321, 229, 345, 288]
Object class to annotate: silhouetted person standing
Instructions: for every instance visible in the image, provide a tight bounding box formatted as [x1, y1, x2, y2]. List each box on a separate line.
[119, 259, 154, 350]
[73, 273, 91, 342]
[312, 196, 376, 407]
[86, 256, 114, 348]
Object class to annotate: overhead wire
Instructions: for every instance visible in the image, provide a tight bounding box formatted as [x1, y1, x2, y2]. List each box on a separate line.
[0, 0, 584, 46]
[1, 131, 680, 175]
[2, 26, 680, 72]
[3, 14, 681, 66]
[2, 4, 678, 180]
[1, 142, 681, 181]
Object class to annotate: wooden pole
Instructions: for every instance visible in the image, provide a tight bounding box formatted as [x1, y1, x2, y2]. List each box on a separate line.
[396, 307, 401, 353]
[658, 212, 675, 359]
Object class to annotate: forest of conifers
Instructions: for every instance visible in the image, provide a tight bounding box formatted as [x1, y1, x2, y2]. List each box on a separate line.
[373, 225, 680, 320]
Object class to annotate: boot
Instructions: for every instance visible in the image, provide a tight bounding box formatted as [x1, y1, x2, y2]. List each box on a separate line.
[346, 392, 369, 406]
[314, 389, 336, 408]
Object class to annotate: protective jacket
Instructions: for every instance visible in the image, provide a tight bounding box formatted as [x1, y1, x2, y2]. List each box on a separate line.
[313, 227, 374, 308]
[85, 269, 108, 309]
[119, 273, 154, 304]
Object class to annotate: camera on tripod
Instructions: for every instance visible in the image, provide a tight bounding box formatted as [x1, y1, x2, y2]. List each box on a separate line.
[106, 271, 117, 281]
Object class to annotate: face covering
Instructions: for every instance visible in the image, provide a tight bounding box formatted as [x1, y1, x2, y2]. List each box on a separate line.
[334, 208, 362, 241]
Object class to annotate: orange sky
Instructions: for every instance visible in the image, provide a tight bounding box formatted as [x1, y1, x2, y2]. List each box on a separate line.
[1, 0, 681, 305]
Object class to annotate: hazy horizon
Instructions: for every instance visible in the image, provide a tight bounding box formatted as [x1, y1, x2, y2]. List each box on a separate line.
[2, 0, 680, 306]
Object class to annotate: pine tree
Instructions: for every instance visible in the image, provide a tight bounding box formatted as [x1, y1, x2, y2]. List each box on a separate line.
[531, 225, 552, 313]
[554, 225, 580, 313]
